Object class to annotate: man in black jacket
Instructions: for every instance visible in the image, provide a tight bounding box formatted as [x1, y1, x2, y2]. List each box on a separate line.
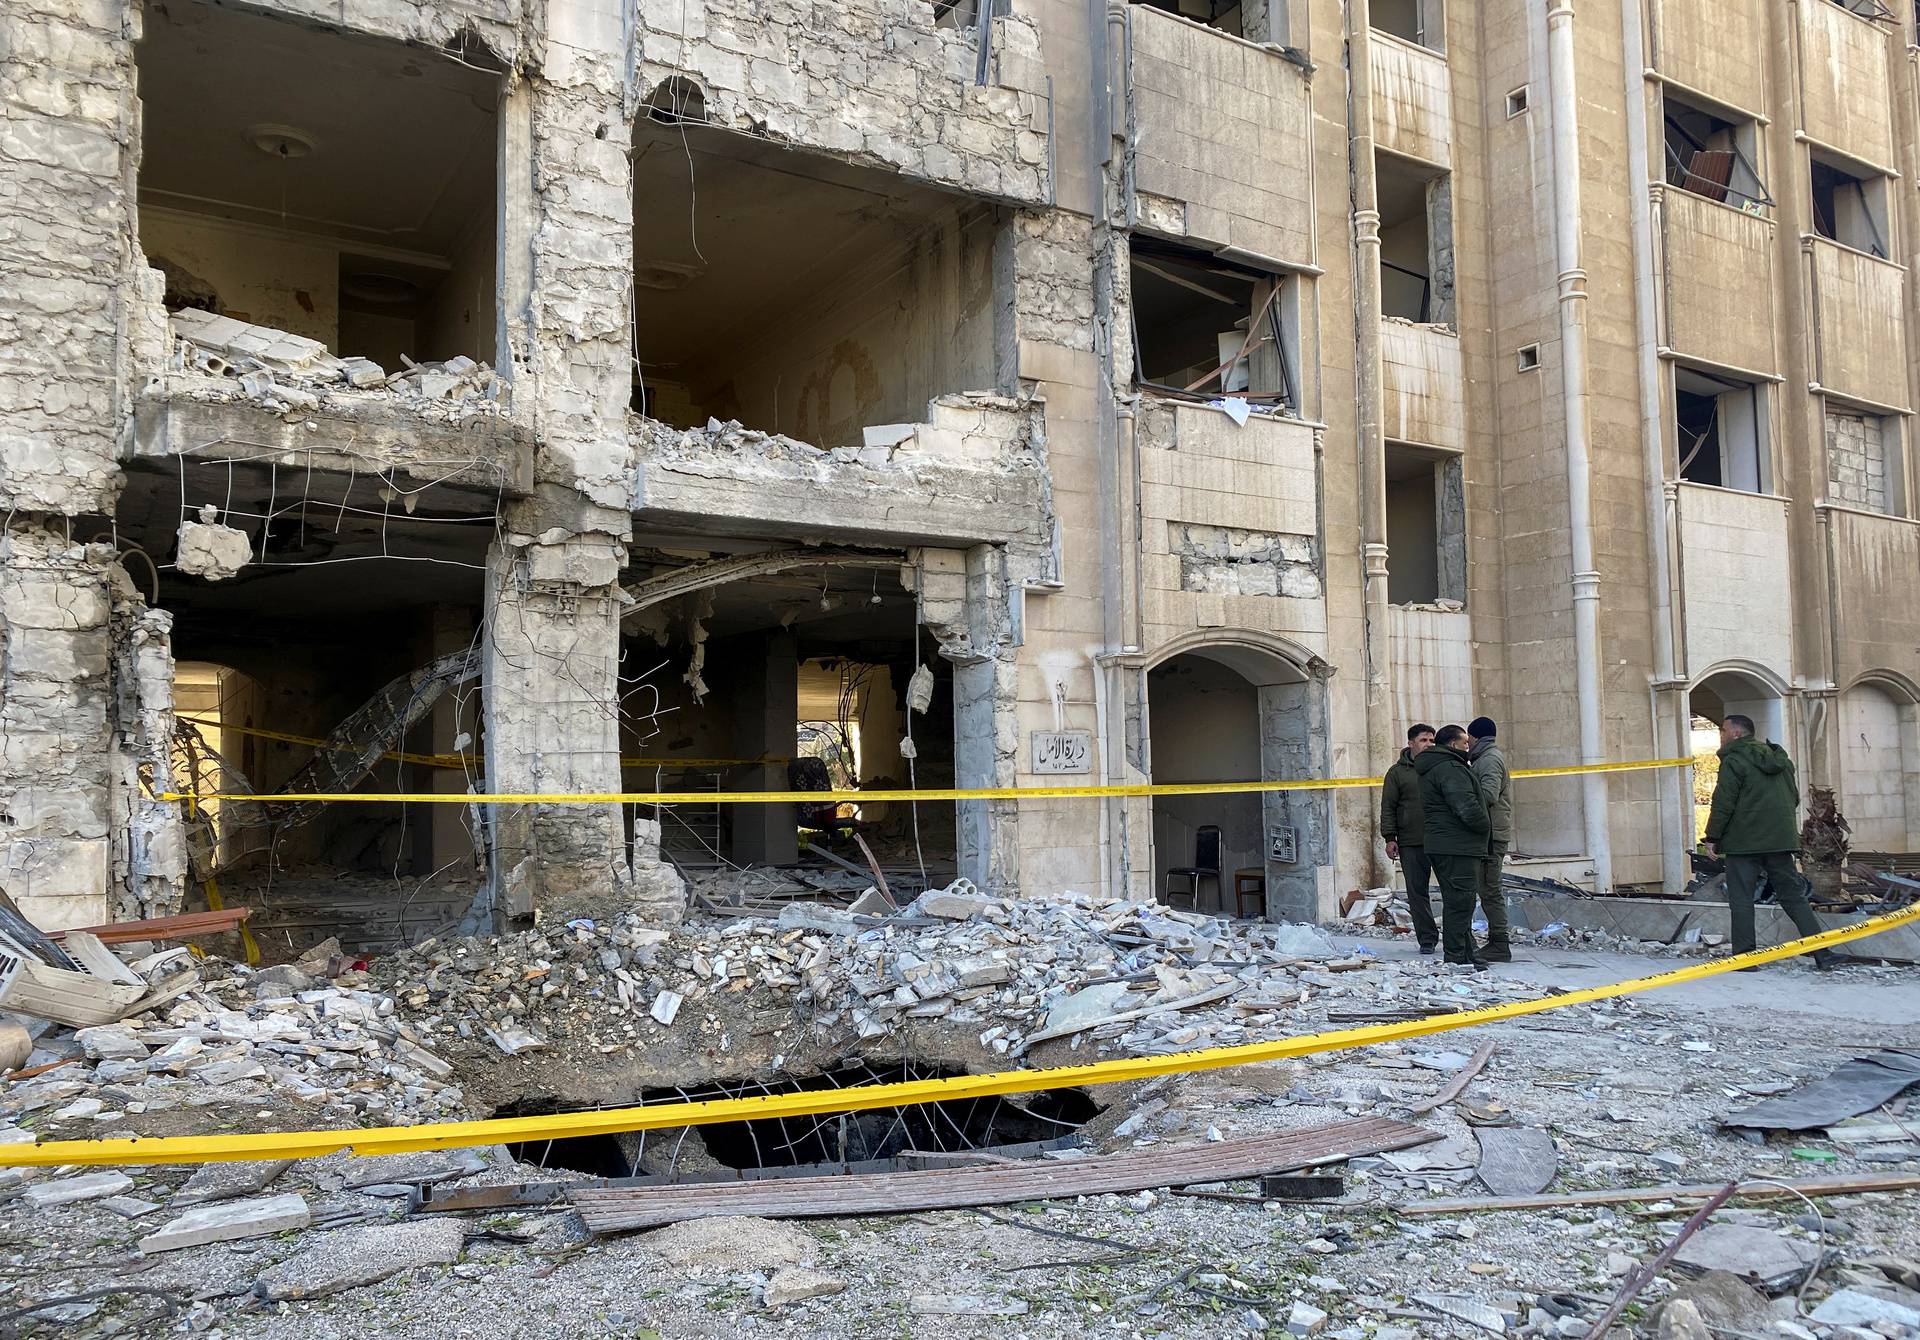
[1380, 723, 1438, 953]
[1414, 724, 1493, 969]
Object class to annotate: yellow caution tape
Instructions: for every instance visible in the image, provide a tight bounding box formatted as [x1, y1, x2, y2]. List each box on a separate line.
[174, 715, 784, 772]
[6, 901, 1913, 1168]
[159, 756, 1701, 806]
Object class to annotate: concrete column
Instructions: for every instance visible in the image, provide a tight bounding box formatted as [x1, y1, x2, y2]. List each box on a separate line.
[483, 505, 683, 923]
[0, 527, 118, 931]
[727, 631, 798, 866]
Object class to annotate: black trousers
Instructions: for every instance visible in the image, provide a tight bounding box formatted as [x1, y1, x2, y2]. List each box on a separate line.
[1398, 844, 1437, 948]
[1428, 853, 1484, 963]
[1723, 852, 1822, 954]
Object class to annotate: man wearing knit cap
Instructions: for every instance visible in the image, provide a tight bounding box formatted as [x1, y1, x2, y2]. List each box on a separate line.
[1467, 716, 1513, 962]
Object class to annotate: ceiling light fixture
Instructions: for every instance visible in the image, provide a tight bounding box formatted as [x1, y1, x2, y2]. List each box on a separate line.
[246, 123, 317, 159]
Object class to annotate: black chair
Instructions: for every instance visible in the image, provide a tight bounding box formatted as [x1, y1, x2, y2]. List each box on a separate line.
[1165, 825, 1223, 911]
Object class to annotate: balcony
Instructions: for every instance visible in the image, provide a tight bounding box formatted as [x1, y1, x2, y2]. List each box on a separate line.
[1675, 482, 1793, 683]
[1810, 236, 1910, 410]
[1370, 32, 1451, 170]
[1796, 0, 1894, 170]
[632, 0, 1051, 204]
[1381, 319, 1464, 449]
[1135, 398, 1323, 634]
[1823, 504, 1920, 688]
[1390, 604, 1472, 727]
[1656, 187, 1777, 375]
[1125, 5, 1314, 267]
[1648, 0, 1764, 115]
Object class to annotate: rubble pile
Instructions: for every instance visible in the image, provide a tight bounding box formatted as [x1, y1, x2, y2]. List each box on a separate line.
[163, 308, 502, 420]
[379, 882, 1544, 1065]
[1, 940, 463, 1140]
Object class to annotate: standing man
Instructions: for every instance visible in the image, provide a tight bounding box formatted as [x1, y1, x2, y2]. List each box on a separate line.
[1415, 724, 1493, 969]
[1702, 715, 1837, 970]
[1381, 723, 1439, 954]
[1467, 716, 1513, 962]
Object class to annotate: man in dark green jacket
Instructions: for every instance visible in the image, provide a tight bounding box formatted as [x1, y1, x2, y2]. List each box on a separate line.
[1381, 723, 1439, 953]
[1468, 717, 1513, 962]
[1415, 724, 1492, 968]
[1702, 715, 1835, 968]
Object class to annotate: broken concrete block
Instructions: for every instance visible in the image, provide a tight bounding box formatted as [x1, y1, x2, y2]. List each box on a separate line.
[339, 356, 385, 387]
[846, 887, 892, 916]
[340, 1151, 464, 1191]
[175, 1158, 292, 1205]
[650, 990, 684, 1026]
[175, 506, 251, 581]
[776, 903, 862, 937]
[74, 1023, 150, 1061]
[1672, 1223, 1821, 1291]
[1041, 981, 1132, 1034]
[22, 1171, 134, 1208]
[1809, 1289, 1920, 1329]
[1287, 1300, 1329, 1336]
[238, 369, 276, 398]
[862, 423, 917, 450]
[764, 1266, 847, 1306]
[416, 372, 463, 399]
[253, 1218, 465, 1300]
[139, 1193, 310, 1254]
[911, 889, 993, 920]
[98, 1195, 161, 1219]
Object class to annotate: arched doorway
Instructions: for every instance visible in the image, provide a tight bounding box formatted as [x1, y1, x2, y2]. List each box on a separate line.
[1688, 667, 1787, 840]
[1838, 678, 1920, 851]
[1145, 641, 1325, 921]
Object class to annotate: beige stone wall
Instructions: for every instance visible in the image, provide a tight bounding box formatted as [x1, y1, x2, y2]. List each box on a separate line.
[1796, 0, 1895, 170]
[1824, 505, 1920, 688]
[1676, 483, 1794, 683]
[1127, 5, 1314, 265]
[1371, 33, 1452, 170]
[1811, 239, 1911, 411]
[1381, 320, 1465, 449]
[1657, 190, 1777, 375]
[1649, 0, 1766, 115]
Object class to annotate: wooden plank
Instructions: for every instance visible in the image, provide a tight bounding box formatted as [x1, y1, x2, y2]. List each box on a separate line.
[1407, 1040, 1495, 1116]
[50, 908, 252, 945]
[1404, 1172, 1920, 1216]
[571, 1117, 1438, 1234]
[1473, 1125, 1558, 1197]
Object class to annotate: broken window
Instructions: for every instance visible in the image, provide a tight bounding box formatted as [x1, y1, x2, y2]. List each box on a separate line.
[1384, 444, 1465, 606]
[1663, 94, 1769, 212]
[136, 1, 503, 383]
[623, 556, 957, 884]
[630, 124, 1000, 445]
[1371, 0, 1443, 49]
[1810, 154, 1890, 258]
[1828, 0, 1894, 20]
[1376, 156, 1453, 325]
[1128, 238, 1300, 414]
[1826, 407, 1905, 515]
[1676, 366, 1770, 492]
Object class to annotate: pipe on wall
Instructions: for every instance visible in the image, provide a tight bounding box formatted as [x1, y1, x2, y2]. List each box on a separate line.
[1345, 0, 1394, 884]
[1543, 0, 1614, 892]
[1616, 0, 1688, 892]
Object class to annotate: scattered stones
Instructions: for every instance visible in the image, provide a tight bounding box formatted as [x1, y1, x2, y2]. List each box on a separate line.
[1286, 1300, 1329, 1335]
[253, 1219, 466, 1300]
[139, 1193, 311, 1254]
[73, 1024, 150, 1061]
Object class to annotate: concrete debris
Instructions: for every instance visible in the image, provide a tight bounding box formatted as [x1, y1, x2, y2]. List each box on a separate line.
[139, 1192, 311, 1254]
[253, 1218, 466, 1300]
[378, 890, 1540, 1067]
[1286, 1299, 1329, 1335]
[638, 1215, 818, 1276]
[908, 1294, 1031, 1317]
[174, 1158, 293, 1204]
[339, 1151, 471, 1191]
[1672, 1222, 1823, 1291]
[1809, 1287, 1920, 1329]
[763, 1266, 848, 1306]
[21, 1171, 134, 1208]
[167, 309, 500, 420]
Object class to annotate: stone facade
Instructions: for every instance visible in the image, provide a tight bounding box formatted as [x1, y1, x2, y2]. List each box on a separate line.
[5, 0, 1920, 935]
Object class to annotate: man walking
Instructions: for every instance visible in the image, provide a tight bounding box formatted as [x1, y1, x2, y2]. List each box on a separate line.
[1381, 723, 1440, 954]
[1415, 724, 1493, 969]
[1467, 716, 1513, 962]
[1702, 716, 1837, 970]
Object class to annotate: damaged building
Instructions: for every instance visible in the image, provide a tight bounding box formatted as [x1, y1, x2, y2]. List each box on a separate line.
[5, 0, 1920, 945]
